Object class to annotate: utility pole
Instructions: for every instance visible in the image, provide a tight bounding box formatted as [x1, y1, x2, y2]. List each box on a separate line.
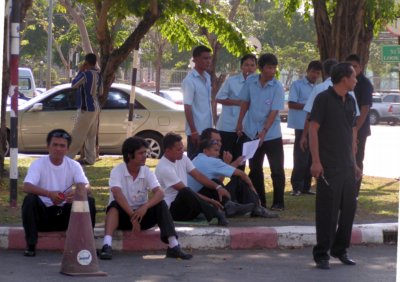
[46, 0, 53, 90]
[9, 0, 21, 208]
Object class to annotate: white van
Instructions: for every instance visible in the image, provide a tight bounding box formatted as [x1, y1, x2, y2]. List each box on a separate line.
[18, 67, 36, 98]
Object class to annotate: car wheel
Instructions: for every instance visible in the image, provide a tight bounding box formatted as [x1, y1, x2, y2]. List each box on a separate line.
[369, 111, 379, 125]
[137, 132, 164, 159]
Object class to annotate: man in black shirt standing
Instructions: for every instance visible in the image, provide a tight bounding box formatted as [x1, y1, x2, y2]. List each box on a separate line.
[309, 62, 362, 270]
[345, 54, 373, 197]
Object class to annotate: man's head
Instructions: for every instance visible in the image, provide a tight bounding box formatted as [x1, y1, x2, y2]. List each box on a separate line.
[85, 53, 97, 66]
[122, 137, 149, 166]
[306, 60, 322, 84]
[345, 54, 362, 76]
[46, 129, 72, 160]
[322, 58, 338, 79]
[240, 54, 257, 77]
[192, 45, 212, 73]
[199, 138, 220, 158]
[200, 128, 221, 150]
[258, 53, 278, 80]
[331, 62, 357, 91]
[163, 132, 184, 161]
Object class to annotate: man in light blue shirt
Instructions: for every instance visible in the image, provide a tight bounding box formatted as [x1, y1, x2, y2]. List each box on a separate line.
[182, 45, 213, 159]
[216, 54, 257, 163]
[235, 53, 286, 211]
[287, 61, 322, 196]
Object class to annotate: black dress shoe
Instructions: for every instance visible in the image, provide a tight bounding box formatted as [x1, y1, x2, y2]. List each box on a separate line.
[24, 244, 36, 257]
[166, 245, 193, 260]
[315, 260, 330, 269]
[331, 253, 356, 265]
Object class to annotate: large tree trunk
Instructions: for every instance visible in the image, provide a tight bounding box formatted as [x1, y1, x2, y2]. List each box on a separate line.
[313, 0, 373, 68]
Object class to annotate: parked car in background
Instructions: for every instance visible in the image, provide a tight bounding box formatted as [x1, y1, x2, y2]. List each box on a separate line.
[156, 88, 183, 105]
[370, 93, 400, 125]
[18, 67, 37, 98]
[5, 83, 186, 158]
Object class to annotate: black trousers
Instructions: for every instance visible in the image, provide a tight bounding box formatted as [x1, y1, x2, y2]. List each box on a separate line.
[355, 135, 368, 197]
[241, 135, 285, 208]
[187, 136, 199, 160]
[290, 129, 312, 192]
[22, 194, 96, 246]
[313, 167, 357, 262]
[107, 200, 176, 244]
[170, 187, 220, 222]
[225, 176, 260, 207]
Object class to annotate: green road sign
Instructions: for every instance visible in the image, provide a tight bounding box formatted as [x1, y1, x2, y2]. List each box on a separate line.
[382, 45, 400, 62]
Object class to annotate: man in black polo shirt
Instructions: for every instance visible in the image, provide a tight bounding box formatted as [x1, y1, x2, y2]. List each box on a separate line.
[309, 62, 362, 270]
[345, 54, 373, 197]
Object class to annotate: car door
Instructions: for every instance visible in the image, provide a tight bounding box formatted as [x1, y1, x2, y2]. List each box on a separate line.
[98, 88, 149, 153]
[19, 88, 77, 152]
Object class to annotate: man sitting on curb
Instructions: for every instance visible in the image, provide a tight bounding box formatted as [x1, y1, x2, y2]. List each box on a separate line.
[155, 133, 253, 226]
[188, 128, 277, 218]
[22, 129, 96, 257]
[99, 137, 192, 260]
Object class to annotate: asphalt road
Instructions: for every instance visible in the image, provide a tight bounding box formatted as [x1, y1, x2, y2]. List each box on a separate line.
[0, 245, 396, 282]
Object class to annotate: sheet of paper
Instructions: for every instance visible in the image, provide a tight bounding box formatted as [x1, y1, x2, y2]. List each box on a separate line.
[242, 139, 259, 161]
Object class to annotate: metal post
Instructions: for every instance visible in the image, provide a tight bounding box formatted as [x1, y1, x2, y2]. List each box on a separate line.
[9, 0, 21, 208]
[46, 0, 53, 90]
[127, 49, 139, 138]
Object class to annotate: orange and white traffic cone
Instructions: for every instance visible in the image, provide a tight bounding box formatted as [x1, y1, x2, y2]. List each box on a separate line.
[60, 185, 106, 276]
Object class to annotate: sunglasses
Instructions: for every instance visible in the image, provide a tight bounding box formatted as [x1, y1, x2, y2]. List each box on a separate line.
[51, 132, 71, 140]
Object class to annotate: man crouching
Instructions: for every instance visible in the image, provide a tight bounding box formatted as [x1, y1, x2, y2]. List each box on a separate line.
[99, 137, 192, 260]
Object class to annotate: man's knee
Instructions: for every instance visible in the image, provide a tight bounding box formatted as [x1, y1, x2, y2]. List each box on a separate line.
[22, 194, 40, 210]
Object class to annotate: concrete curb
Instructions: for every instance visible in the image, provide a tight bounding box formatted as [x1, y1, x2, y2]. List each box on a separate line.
[0, 223, 396, 252]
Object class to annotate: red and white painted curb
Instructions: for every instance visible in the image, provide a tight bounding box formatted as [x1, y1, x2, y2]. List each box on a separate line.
[0, 223, 396, 252]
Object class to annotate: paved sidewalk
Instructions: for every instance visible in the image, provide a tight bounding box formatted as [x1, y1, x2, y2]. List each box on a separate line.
[0, 223, 397, 252]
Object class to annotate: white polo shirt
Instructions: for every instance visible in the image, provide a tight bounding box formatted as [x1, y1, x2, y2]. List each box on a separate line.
[108, 163, 160, 210]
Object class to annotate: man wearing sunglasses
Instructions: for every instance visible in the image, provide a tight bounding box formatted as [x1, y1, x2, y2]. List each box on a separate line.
[21, 129, 96, 257]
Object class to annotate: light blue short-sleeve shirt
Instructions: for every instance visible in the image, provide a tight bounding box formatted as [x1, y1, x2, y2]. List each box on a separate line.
[182, 69, 213, 135]
[239, 75, 284, 141]
[287, 78, 315, 129]
[216, 73, 246, 132]
[304, 78, 360, 116]
[187, 153, 235, 192]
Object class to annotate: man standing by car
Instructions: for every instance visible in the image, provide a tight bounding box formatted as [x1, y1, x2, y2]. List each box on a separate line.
[68, 53, 103, 165]
[345, 54, 373, 197]
[22, 129, 96, 257]
[287, 60, 322, 196]
[309, 62, 361, 269]
[182, 45, 213, 159]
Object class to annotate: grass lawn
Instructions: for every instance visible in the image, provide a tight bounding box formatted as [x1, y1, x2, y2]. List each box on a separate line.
[0, 157, 398, 226]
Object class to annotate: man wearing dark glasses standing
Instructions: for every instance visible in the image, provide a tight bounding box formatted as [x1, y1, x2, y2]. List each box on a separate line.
[21, 129, 96, 257]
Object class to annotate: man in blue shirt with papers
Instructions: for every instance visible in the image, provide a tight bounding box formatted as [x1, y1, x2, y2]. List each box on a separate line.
[235, 53, 286, 211]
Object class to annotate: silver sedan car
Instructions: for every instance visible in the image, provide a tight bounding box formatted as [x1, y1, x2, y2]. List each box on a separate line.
[5, 83, 186, 158]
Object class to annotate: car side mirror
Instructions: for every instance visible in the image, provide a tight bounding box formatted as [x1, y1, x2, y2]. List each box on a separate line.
[28, 103, 43, 112]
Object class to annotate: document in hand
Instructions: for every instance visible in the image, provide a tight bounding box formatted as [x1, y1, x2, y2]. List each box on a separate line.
[242, 139, 260, 162]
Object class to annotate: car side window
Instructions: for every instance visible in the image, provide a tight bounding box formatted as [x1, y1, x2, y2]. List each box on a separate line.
[41, 89, 77, 111]
[383, 95, 396, 103]
[103, 89, 145, 110]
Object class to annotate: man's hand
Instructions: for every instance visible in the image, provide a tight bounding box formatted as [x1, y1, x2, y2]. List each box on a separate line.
[209, 198, 224, 210]
[235, 124, 243, 137]
[217, 187, 230, 202]
[131, 204, 148, 223]
[300, 135, 308, 152]
[355, 165, 362, 181]
[190, 132, 200, 147]
[310, 162, 324, 178]
[222, 151, 233, 164]
[48, 191, 64, 205]
[257, 130, 266, 148]
[64, 190, 75, 204]
[231, 156, 245, 168]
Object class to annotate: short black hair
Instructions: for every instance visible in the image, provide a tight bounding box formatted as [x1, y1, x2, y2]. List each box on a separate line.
[240, 54, 257, 66]
[200, 128, 219, 141]
[121, 137, 149, 164]
[85, 53, 97, 66]
[322, 58, 338, 77]
[258, 53, 278, 70]
[46, 129, 72, 147]
[163, 132, 182, 150]
[345, 54, 361, 64]
[331, 62, 354, 84]
[192, 45, 212, 58]
[307, 60, 322, 72]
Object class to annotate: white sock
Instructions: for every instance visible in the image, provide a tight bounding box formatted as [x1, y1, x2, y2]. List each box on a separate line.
[103, 235, 112, 247]
[168, 236, 179, 248]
